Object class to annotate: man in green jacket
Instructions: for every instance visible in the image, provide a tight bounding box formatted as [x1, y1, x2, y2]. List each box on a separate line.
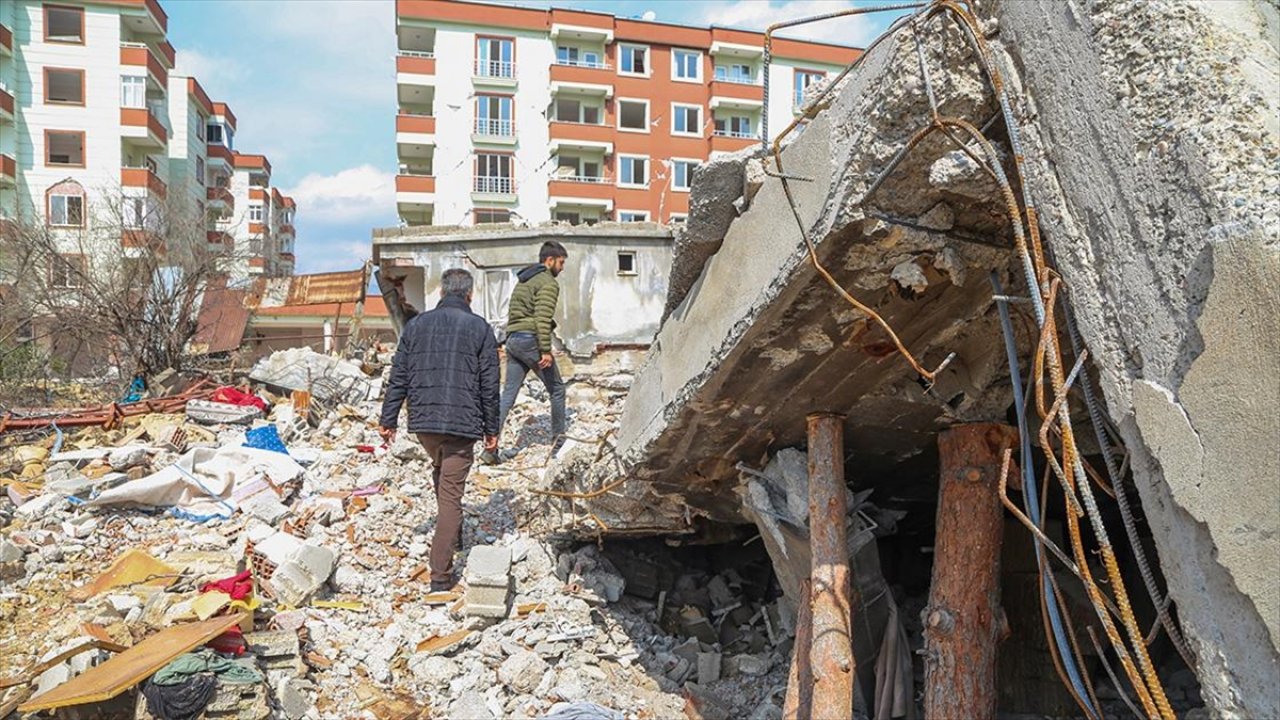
[485, 241, 568, 463]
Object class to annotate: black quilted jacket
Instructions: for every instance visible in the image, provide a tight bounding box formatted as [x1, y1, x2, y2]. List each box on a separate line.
[379, 294, 500, 439]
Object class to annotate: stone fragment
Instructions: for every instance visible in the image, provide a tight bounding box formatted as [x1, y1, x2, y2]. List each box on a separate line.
[186, 399, 263, 425]
[499, 649, 549, 693]
[450, 691, 495, 720]
[276, 677, 312, 720]
[0, 539, 24, 563]
[697, 652, 722, 683]
[890, 260, 929, 294]
[409, 654, 458, 685]
[107, 446, 149, 471]
[465, 545, 512, 618]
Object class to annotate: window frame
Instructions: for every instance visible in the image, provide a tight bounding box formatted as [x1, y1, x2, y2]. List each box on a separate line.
[793, 69, 827, 108]
[617, 250, 638, 276]
[474, 208, 511, 224]
[49, 254, 86, 288]
[616, 97, 650, 134]
[474, 93, 515, 136]
[617, 210, 649, 223]
[671, 48, 703, 83]
[196, 114, 207, 141]
[47, 190, 86, 229]
[670, 158, 699, 192]
[474, 152, 515, 194]
[617, 43, 650, 77]
[248, 204, 264, 223]
[714, 63, 755, 83]
[120, 74, 147, 109]
[43, 4, 85, 45]
[669, 213, 688, 224]
[475, 35, 516, 79]
[670, 103, 703, 137]
[43, 67, 85, 106]
[196, 156, 205, 186]
[122, 196, 146, 230]
[44, 130, 86, 168]
[617, 154, 649, 189]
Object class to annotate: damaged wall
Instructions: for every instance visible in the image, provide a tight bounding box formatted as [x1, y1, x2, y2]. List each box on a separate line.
[988, 1, 1280, 716]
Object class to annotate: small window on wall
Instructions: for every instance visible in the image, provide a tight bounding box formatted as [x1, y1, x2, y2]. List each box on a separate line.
[617, 251, 637, 275]
[46, 131, 84, 166]
[249, 205, 264, 222]
[49, 192, 85, 227]
[619, 156, 648, 187]
[618, 100, 648, 131]
[619, 44, 647, 75]
[45, 68, 84, 105]
[50, 254, 86, 288]
[672, 49, 701, 81]
[672, 160, 697, 191]
[475, 208, 510, 224]
[122, 196, 145, 229]
[196, 156, 205, 185]
[121, 75, 146, 109]
[197, 117, 207, 141]
[672, 105, 702, 136]
[45, 5, 84, 43]
[618, 211, 648, 223]
[207, 124, 224, 144]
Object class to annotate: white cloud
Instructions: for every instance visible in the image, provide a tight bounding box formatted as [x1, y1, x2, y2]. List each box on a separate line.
[690, 1, 887, 47]
[285, 165, 395, 223]
[173, 48, 248, 88]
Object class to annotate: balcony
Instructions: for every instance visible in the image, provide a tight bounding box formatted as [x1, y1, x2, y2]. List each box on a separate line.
[472, 176, 516, 202]
[121, 0, 168, 36]
[206, 186, 233, 214]
[711, 130, 761, 154]
[248, 222, 267, 236]
[709, 80, 764, 110]
[548, 121, 612, 155]
[278, 224, 295, 238]
[0, 153, 15, 188]
[121, 107, 167, 148]
[473, 59, 516, 88]
[396, 112, 436, 160]
[121, 166, 167, 198]
[206, 230, 232, 247]
[396, 51, 436, 95]
[120, 42, 168, 88]
[472, 118, 516, 146]
[549, 19, 613, 44]
[206, 142, 233, 169]
[396, 173, 436, 197]
[157, 40, 176, 68]
[0, 87, 12, 124]
[122, 229, 164, 252]
[0, 23, 12, 56]
[396, 113, 436, 135]
[549, 62, 613, 96]
[548, 176, 614, 206]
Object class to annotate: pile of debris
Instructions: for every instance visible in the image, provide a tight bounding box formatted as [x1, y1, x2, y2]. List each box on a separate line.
[0, 345, 807, 719]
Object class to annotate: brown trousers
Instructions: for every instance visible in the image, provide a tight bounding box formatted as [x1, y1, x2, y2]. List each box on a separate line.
[415, 433, 476, 585]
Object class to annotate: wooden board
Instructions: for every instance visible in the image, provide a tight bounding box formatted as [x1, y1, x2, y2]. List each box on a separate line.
[19, 613, 246, 712]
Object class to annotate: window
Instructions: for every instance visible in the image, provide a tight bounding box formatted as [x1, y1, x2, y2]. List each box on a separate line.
[555, 211, 580, 225]
[249, 205, 263, 222]
[207, 124, 223, 144]
[50, 255, 85, 288]
[714, 115, 753, 138]
[554, 98, 603, 125]
[476, 36, 514, 78]
[673, 49, 701, 81]
[618, 99, 648, 132]
[794, 70, 826, 108]
[46, 131, 84, 166]
[669, 214, 688, 224]
[672, 159, 697, 191]
[249, 172, 269, 188]
[672, 104, 702, 136]
[617, 251, 637, 275]
[196, 116, 206, 141]
[619, 44, 647, 75]
[619, 156, 648, 187]
[475, 153, 513, 194]
[196, 156, 205, 186]
[618, 211, 648, 223]
[44, 5, 84, 43]
[122, 197, 145, 229]
[475, 208, 510, 224]
[475, 95, 514, 136]
[121, 75, 146, 109]
[715, 64, 754, 83]
[557, 46, 602, 67]
[45, 68, 84, 104]
[49, 192, 85, 227]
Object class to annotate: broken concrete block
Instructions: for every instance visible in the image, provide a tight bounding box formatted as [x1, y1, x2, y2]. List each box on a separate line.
[249, 347, 371, 405]
[499, 649, 548, 693]
[15, 493, 63, 519]
[186, 399, 264, 425]
[245, 629, 300, 659]
[255, 531, 335, 606]
[107, 446, 149, 471]
[1, 539, 24, 564]
[276, 677, 313, 720]
[727, 653, 770, 676]
[464, 545, 512, 618]
[450, 691, 495, 720]
[697, 652, 722, 684]
[678, 606, 718, 645]
[239, 491, 291, 526]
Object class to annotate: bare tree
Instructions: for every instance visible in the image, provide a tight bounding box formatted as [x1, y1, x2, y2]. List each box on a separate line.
[0, 183, 252, 396]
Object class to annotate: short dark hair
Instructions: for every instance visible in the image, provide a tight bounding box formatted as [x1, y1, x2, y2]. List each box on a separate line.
[441, 268, 474, 297]
[539, 241, 568, 262]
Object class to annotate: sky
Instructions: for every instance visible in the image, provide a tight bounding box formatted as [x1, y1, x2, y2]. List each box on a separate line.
[165, 0, 910, 275]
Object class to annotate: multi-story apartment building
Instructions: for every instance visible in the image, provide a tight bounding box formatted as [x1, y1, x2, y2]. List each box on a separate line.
[0, 0, 295, 284]
[393, 0, 859, 227]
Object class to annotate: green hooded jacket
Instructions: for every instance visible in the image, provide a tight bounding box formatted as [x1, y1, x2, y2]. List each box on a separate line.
[505, 264, 559, 351]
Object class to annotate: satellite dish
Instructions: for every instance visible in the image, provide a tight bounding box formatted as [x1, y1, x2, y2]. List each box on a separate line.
[642, 10, 656, 21]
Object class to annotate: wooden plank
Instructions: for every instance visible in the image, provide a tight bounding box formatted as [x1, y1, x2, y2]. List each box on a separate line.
[19, 613, 246, 712]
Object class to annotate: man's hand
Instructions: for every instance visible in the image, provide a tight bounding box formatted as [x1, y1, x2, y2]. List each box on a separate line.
[538, 352, 554, 369]
[378, 426, 396, 443]
[484, 435, 499, 452]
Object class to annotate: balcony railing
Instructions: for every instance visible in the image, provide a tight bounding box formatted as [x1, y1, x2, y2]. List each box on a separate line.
[714, 73, 757, 85]
[555, 174, 610, 184]
[474, 118, 514, 137]
[399, 167, 434, 176]
[554, 58, 610, 70]
[398, 108, 433, 116]
[714, 129, 756, 139]
[474, 176, 514, 194]
[397, 49, 435, 58]
[474, 59, 515, 79]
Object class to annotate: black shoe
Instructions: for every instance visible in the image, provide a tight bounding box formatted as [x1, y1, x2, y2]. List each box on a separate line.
[479, 449, 499, 465]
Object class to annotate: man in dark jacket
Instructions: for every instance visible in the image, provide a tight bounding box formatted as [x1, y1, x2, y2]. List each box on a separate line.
[378, 268, 499, 591]
[484, 241, 567, 463]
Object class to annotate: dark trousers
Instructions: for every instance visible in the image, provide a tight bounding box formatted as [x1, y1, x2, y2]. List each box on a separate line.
[498, 331, 566, 442]
[415, 432, 475, 585]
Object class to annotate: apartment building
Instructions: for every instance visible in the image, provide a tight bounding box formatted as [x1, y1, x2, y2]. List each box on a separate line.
[0, 0, 295, 284]
[393, 0, 859, 227]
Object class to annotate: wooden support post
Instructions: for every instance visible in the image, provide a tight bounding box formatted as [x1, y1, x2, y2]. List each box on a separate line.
[783, 578, 814, 720]
[806, 413, 855, 718]
[924, 423, 1017, 720]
